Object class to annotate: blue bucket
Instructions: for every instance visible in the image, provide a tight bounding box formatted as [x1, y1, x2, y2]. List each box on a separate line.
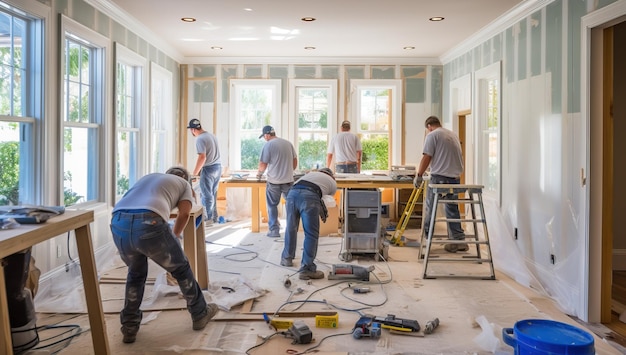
[502, 319, 595, 355]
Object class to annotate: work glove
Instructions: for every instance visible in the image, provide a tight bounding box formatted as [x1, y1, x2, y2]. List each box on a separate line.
[256, 172, 264, 181]
[413, 175, 423, 188]
[319, 199, 328, 223]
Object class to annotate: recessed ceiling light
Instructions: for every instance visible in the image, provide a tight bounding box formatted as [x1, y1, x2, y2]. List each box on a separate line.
[181, 17, 196, 22]
[429, 16, 445, 22]
[243, 8, 253, 11]
[211, 46, 223, 50]
[403, 46, 415, 50]
[301, 17, 316, 22]
[304, 46, 316, 50]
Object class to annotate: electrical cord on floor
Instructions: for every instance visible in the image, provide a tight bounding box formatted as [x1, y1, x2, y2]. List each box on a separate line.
[290, 331, 355, 355]
[338, 280, 388, 307]
[17, 324, 84, 353]
[244, 330, 281, 354]
[205, 240, 259, 262]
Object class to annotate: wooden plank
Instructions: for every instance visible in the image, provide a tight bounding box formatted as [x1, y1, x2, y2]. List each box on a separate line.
[240, 299, 254, 313]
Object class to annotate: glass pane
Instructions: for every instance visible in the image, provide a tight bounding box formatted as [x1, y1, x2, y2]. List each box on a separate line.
[361, 133, 389, 170]
[0, 121, 21, 205]
[297, 88, 328, 129]
[240, 87, 273, 169]
[359, 89, 390, 132]
[298, 133, 328, 170]
[0, 12, 26, 116]
[116, 130, 138, 196]
[64, 126, 97, 205]
[152, 130, 166, 173]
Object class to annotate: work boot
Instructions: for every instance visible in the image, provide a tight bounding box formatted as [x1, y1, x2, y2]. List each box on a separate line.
[299, 270, 324, 280]
[192, 303, 219, 330]
[444, 243, 469, 253]
[280, 258, 293, 267]
[266, 231, 280, 238]
[121, 325, 139, 344]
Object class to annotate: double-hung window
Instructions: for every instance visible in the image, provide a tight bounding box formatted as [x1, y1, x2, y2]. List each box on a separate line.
[61, 18, 109, 206]
[0, 5, 43, 206]
[115, 44, 146, 199]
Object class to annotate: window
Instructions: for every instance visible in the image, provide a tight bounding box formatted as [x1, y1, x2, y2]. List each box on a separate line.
[474, 62, 501, 200]
[289, 80, 337, 170]
[150, 63, 173, 173]
[0, 5, 43, 206]
[350, 80, 402, 171]
[115, 44, 146, 199]
[229, 80, 281, 170]
[61, 18, 109, 206]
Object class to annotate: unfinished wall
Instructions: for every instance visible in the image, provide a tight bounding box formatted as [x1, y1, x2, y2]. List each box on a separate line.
[442, 0, 619, 321]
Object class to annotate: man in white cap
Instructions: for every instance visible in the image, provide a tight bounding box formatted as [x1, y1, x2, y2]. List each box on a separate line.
[257, 125, 298, 238]
[187, 118, 222, 225]
[281, 168, 337, 280]
[327, 120, 362, 173]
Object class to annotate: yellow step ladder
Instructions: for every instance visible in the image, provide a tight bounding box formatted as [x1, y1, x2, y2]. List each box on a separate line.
[419, 184, 495, 280]
[390, 181, 425, 246]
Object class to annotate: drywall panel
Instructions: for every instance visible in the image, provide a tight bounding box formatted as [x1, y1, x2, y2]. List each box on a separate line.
[530, 10, 542, 77]
[518, 19, 528, 81]
[193, 64, 216, 78]
[221, 65, 237, 102]
[371, 65, 395, 79]
[545, 0, 562, 114]
[294, 65, 315, 79]
[321, 66, 339, 79]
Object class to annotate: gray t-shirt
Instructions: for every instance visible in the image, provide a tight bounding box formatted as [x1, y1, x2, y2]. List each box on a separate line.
[297, 171, 337, 196]
[196, 131, 221, 166]
[259, 137, 297, 184]
[113, 173, 195, 221]
[327, 131, 362, 163]
[422, 127, 463, 178]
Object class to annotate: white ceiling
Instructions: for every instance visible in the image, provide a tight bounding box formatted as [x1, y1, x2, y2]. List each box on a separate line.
[95, 0, 529, 62]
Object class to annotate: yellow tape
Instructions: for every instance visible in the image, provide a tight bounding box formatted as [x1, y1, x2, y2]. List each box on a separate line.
[315, 313, 338, 328]
[270, 318, 294, 329]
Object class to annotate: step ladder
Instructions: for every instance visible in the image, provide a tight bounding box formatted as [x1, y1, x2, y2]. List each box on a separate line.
[389, 181, 425, 246]
[419, 184, 495, 280]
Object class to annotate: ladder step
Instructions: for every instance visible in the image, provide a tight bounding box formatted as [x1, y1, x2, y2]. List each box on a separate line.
[424, 240, 490, 245]
[434, 199, 482, 204]
[425, 258, 493, 263]
[434, 218, 484, 223]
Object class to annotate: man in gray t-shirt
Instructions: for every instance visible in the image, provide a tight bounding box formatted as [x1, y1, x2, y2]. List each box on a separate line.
[415, 116, 466, 253]
[257, 125, 298, 238]
[110, 167, 218, 343]
[188, 118, 222, 224]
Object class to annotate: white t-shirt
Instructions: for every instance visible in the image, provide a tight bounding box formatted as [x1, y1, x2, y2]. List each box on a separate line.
[327, 131, 362, 163]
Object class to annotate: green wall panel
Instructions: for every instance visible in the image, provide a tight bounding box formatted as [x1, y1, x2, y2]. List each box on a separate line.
[568, 0, 586, 113]
[321, 66, 339, 79]
[346, 66, 364, 79]
[194, 65, 216, 78]
[221, 65, 237, 103]
[506, 27, 515, 83]
[546, 0, 562, 114]
[531, 10, 542, 77]
[244, 65, 262, 78]
[372, 66, 395, 79]
[518, 19, 527, 81]
[294, 65, 316, 79]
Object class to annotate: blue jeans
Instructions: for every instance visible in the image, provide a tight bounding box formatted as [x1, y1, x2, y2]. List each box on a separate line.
[200, 164, 222, 222]
[335, 163, 358, 173]
[265, 182, 293, 235]
[282, 187, 320, 272]
[422, 175, 465, 240]
[110, 210, 208, 328]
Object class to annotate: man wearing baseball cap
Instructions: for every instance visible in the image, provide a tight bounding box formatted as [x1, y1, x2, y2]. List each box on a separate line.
[187, 118, 222, 225]
[257, 125, 298, 238]
[327, 120, 362, 173]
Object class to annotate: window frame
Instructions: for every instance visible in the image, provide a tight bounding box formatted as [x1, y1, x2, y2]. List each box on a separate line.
[60, 15, 111, 206]
[288, 79, 338, 170]
[149, 61, 174, 173]
[349, 79, 403, 171]
[114, 43, 148, 200]
[473, 61, 502, 204]
[229, 79, 282, 171]
[0, 2, 46, 205]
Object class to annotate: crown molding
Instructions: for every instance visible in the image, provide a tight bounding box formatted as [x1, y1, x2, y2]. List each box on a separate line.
[84, 0, 184, 63]
[181, 56, 442, 66]
[440, 0, 554, 64]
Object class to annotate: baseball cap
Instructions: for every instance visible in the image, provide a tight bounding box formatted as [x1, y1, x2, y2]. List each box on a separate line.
[341, 120, 351, 127]
[259, 125, 275, 138]
[187, 118, 202, 129]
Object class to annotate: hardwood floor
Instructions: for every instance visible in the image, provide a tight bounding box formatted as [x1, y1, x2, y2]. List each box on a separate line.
[606, 270, 626, 348]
